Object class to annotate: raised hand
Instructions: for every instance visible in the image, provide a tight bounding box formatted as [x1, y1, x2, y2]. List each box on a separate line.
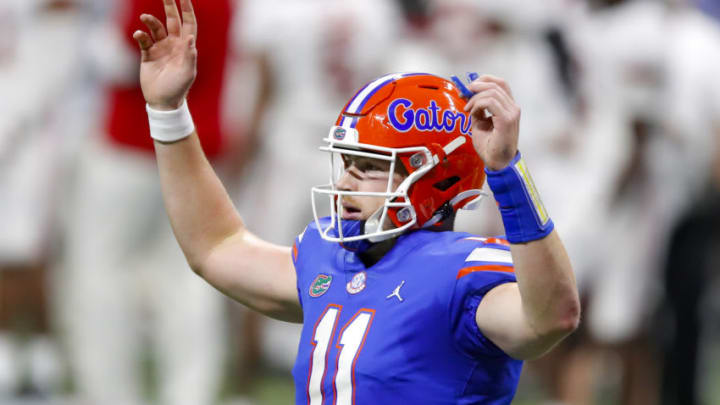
[133, 0, 198, 111]
[464, 75, 521, 170]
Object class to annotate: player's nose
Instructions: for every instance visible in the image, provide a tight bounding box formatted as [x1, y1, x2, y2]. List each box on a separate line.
[335, 170, 356, 191]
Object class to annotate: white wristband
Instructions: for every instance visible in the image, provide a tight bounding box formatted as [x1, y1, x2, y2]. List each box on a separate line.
[146, 100, 195, 143]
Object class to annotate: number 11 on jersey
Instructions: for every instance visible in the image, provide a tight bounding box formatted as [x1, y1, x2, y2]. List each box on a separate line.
[307, 305, 375, 405]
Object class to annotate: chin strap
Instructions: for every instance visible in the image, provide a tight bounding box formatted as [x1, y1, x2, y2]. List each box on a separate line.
[452, 189, 486, 210]
[421, 189, 487, 228]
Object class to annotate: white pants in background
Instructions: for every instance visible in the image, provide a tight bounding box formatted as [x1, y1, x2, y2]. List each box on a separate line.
[54, 136, 226, 405]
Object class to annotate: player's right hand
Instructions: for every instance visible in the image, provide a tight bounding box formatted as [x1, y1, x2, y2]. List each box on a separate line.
[464, 75, 520, 171]
[133, 0, 197, 111]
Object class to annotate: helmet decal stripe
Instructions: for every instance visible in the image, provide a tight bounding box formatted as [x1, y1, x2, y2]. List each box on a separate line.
[338, 74, 397, 127]
[339, 73, 431, 128]
[345, 73, 400, 113]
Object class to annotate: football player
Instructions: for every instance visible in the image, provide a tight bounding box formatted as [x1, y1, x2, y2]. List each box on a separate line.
[133, 0, 580, 403]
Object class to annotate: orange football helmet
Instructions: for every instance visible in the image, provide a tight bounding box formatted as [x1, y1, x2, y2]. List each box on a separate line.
[311, 73, 486, 243]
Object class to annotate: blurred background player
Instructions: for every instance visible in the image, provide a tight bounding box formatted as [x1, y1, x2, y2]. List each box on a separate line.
[52, 0, 238, 404]
[534, 0, 720, 404]
[0, 0, 90, 399]
[657, 1, 720, 404]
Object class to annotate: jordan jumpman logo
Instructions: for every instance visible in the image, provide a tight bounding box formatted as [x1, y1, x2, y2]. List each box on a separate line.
[386, 280, 405, 302]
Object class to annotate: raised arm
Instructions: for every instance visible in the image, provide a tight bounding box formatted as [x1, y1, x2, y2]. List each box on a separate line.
[465, 75, 580, 360]
[133, 0, 301, 322]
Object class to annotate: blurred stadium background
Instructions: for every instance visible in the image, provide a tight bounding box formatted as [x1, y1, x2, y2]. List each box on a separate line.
[1, 0, 719, 404]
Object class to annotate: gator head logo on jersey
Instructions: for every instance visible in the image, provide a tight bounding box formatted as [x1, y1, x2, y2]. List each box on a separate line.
[309, 274, 333, 298]
[311, 73, 486, 245]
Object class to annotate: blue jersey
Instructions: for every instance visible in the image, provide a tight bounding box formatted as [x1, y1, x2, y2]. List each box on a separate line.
[291, 218, 523, 405]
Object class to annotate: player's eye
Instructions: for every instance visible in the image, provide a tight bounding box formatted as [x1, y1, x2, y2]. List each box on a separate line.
[343, 155, 386, 172]
[356, 160, 385, 173]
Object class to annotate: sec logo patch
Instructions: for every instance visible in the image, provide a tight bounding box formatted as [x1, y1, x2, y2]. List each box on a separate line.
[346, 271, 367, 294]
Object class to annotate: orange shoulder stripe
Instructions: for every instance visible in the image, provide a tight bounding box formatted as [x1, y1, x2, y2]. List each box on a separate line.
[456, 264, 514, 279]
[461, 236, 510, 246]
[485, 237, 510, 246]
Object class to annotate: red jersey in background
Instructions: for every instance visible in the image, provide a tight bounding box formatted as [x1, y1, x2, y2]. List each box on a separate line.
[105, 0, 232, 159]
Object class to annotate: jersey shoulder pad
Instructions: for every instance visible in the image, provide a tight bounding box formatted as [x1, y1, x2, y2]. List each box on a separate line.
[452, 234, 514, 279]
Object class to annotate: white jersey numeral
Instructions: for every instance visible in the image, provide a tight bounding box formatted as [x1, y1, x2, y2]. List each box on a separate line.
[308, 305, 341, 405]
[334, 311, 373, 404]
[307, 305, 375, 405]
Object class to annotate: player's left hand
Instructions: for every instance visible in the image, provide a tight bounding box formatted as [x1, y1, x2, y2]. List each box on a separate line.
[464, 75, 520, 170]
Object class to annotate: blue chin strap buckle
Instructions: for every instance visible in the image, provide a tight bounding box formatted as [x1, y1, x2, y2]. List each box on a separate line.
[450, 72, 479, 99]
